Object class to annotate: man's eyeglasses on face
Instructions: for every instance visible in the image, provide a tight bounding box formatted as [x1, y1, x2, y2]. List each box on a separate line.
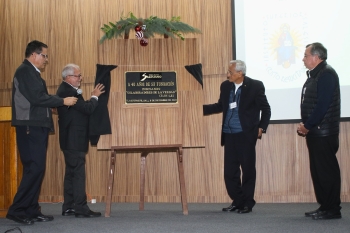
[37, 53, 49, 59]
[68, 74, 82, 78]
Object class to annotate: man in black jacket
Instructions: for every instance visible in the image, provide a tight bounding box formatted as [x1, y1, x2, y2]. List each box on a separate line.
[297, 42, 341, 220]
[7, 40, 77, 225]
[203, 60, 271, 214]
[57, 64, 104, 218]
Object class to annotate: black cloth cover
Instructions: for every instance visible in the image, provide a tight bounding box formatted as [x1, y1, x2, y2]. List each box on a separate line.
[89, 64, 117, 145]
[184, 63, 203, 88]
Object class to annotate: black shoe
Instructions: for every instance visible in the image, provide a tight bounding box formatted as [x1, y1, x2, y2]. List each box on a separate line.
[75, 210, 101, 218]
[6, 214, 34, 225]
[222, 202, 239, 212]
[305, 208, 320, 217]
[32, 214, 54, 222]
[62, 208, 75, 216]
[237, 206, 252, 214]
[312, 210, 341, 220]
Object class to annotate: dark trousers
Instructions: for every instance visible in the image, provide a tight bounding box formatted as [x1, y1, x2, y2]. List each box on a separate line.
[306, 135, 341, 212]
[7, 126, 49, 217]
[62, 149, 89, 214]
[224, 132, 257, 208]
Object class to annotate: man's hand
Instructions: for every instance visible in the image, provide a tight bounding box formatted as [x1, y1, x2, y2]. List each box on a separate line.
[91, 83, 105, 97]
[51, 108, 58, 115]
[63, 97, 78, 106]
[258, 128, 263, 139]
[297, 122, 309, 137]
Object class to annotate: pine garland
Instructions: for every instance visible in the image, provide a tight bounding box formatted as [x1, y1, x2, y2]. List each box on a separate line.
[100, 12, 201, 43]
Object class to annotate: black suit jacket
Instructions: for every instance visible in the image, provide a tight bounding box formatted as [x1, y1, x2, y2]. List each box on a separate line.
[56, 82, 98, 152]
[203, 76, 271, 145]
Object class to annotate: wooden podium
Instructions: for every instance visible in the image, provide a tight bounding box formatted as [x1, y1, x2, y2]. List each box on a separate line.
[0, 106, 22, 218]
[97, 39, 204, 216]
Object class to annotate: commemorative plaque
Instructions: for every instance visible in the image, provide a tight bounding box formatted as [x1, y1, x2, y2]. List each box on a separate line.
[125, 71, 177, 104]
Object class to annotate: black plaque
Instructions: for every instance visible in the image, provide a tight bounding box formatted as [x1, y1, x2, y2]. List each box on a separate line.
[125, 71, 177, 104]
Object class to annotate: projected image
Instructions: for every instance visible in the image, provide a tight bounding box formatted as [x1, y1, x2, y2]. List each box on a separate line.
[234, 0, 350, 120]
[274, 24, 297, 68]
[267, 22, 305, 86]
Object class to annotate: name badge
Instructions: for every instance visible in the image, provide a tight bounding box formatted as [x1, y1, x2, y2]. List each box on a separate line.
[229, 102, 237, 109]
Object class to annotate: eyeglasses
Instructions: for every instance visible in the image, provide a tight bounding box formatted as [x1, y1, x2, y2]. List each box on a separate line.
[37, 53, 49, 59]
[68, 74, 82, 78]
[303, 54, 315, 58]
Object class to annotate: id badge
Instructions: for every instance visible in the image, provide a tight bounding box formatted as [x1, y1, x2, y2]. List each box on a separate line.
[229, 102, 237, 109]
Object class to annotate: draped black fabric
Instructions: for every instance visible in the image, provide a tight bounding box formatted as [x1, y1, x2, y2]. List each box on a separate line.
[184, 63, 203, 88]
[89, 64, 117, 146]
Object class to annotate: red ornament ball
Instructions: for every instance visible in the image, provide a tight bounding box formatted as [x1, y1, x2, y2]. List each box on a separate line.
[140, 38, 148, 46]
[135, 25, 142, 32]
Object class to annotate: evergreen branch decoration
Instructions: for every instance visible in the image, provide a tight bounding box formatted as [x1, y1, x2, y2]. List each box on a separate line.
[100, 12, 201, 44]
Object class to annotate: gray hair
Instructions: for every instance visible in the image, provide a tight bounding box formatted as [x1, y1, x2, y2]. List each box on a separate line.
[62, 64, 80, 80]
[229, 60, 246, 75]
[306, 42, 327, 60]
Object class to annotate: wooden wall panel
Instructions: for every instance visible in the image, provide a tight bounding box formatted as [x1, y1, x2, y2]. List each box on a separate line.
[180, 91, 205, 147]
[200, 0, 233, 75]
[338, 123, 350, 201]
[254, 124, 314, 202]
[0, 0, 349, 206]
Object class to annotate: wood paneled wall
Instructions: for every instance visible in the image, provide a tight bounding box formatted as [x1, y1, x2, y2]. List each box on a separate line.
[0, 0, 349, 205]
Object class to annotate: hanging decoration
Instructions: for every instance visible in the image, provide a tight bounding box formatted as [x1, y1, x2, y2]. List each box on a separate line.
[135, 24, 148, 46]
[99, 12, 201, 47]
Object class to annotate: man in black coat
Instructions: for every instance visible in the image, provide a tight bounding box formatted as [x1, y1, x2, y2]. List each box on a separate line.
[297, 43, 341, 220]
[56, 64, 105, 218]
[204, 60, 271, 214]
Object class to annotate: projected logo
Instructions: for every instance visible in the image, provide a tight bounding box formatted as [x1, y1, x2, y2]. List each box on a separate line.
[263, 14, 308, 84]
[269, 23, 303, 69]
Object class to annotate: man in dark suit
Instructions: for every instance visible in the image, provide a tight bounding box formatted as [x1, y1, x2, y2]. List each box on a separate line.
[7, 40, 77, 225]
[203, 60, 271, 214]
[56, 64, 105, 218]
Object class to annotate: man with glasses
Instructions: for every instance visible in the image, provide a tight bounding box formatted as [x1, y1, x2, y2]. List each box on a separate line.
[203, 60, 271, 214]
[7, 40, 78, 225]
[56, 64, 105, 218]
[298, 43, 342, 220]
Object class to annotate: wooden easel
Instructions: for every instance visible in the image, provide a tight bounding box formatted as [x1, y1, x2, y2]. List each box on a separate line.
[97, 38, 204, 217]
[104, 144, 188, 217]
